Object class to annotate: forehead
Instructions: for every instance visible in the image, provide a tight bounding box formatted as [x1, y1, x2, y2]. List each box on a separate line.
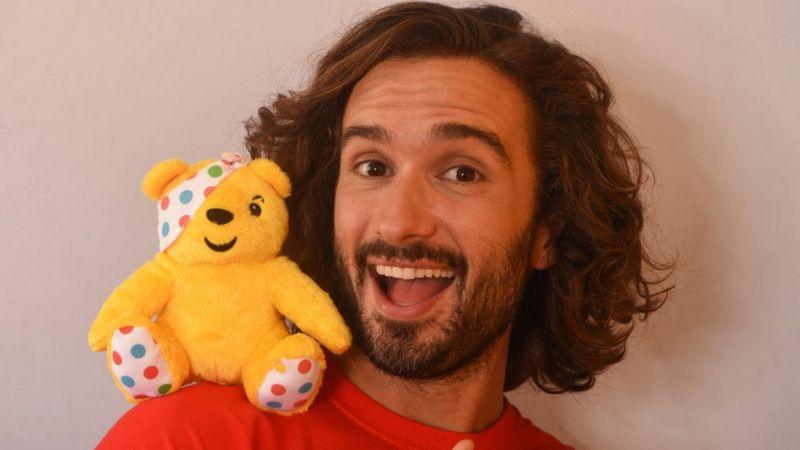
[342, 57, 532, 149]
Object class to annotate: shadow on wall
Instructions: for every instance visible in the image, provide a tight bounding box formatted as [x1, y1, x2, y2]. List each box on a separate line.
[510, 25, 734, 449]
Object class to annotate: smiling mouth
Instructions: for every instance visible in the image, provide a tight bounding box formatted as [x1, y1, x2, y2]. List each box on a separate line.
[204, 237, 237, 252]
[370, 265, 455, 306]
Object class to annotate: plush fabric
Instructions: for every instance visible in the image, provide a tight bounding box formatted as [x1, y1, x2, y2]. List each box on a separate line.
[88, 154, 351, 415]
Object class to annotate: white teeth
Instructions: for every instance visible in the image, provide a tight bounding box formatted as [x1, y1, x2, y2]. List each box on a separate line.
[375, 264, 454, 280]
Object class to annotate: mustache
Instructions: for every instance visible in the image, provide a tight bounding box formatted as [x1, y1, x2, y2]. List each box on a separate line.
[354, 239, 468, 285]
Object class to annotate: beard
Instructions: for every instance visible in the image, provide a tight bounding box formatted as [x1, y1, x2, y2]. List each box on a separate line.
[331, 225, 535, 381]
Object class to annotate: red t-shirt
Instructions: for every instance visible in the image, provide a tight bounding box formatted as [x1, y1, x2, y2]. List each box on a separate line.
[98, 362, 572, 449]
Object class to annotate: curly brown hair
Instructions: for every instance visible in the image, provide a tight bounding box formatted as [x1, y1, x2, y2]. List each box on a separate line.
[244, 1, 676, 393]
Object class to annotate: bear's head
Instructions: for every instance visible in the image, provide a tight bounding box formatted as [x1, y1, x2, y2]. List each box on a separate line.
[140, 153, 291, 265]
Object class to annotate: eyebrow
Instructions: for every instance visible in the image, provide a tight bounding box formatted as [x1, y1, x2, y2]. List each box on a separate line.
[252, 195, 264, 202]
[340, 122, 510, 167]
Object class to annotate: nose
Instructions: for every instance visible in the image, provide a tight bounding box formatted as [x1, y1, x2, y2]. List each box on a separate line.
[374, 173, 436, 243]
[206, 208, 234, 225]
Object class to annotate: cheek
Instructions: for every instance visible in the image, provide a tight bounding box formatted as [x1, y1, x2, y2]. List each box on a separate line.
[333, 188, 367, 248]
[435, 195, 507, 241]
[437, 198, 522, 269]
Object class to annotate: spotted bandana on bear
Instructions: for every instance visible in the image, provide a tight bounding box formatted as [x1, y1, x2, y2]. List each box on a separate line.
[157, 153, 244, 252]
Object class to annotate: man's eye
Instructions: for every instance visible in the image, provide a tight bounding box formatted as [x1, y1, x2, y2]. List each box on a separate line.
[355, 160, 388, 177]
[443, 165, 482, 183]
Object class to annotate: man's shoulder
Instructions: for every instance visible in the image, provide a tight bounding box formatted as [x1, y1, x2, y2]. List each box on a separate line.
[97, 382, 283, 449]
[96, 381, 375, 450]
[97, 381, 575, 450]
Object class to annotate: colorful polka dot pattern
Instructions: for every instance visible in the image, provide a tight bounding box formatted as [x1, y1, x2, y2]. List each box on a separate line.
[257, 357, 322, 413]
[109, 325, 174, 400]
[156, 152, 244, 252]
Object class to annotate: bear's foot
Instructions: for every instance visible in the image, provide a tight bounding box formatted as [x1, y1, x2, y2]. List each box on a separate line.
[109, 325, 175, 401]
[257, 357, 323, 414]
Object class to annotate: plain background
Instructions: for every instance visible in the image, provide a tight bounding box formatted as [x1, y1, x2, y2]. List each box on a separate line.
[1, 0, 798, 448]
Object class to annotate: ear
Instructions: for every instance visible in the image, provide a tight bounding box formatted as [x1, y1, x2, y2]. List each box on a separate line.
[248, 158, 291, 199]
[530, 217, 561, 270]
[141, 158, 190, 200]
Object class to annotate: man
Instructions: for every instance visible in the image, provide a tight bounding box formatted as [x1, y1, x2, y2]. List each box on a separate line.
[97, 2, 673, 449]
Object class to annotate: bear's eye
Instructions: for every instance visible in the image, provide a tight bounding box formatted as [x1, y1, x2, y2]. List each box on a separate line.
[249, 202, 262, 217]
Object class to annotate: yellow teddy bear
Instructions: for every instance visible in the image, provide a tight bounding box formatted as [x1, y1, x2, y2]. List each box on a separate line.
[87, 152, 351, 415]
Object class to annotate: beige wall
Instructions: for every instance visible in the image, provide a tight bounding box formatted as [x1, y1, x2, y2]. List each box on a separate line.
[1, 1, 797, 448]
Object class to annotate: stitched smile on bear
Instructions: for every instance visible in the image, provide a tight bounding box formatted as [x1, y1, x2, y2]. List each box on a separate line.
[204, 236, 237, 252]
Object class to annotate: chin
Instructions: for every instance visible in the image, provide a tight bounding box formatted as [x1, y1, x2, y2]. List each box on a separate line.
[355, 274, 471, 379]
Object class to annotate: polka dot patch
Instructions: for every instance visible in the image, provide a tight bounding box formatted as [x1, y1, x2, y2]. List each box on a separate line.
[131, 344, 146, 359]
[110, 326, 174, 400]
[207, 165, 223, 177]
[179, 190, 193, 204]
[155, 153, 244, 252]
[143, 366, 159, 379]
[257, 357, 322, 413]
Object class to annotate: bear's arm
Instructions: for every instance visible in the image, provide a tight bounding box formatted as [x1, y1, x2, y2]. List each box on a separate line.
[264, 257, 352, 354]
[87, 256, 176, 351]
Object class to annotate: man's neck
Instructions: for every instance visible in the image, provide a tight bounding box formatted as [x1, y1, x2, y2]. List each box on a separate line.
[332, 329, 511, 433]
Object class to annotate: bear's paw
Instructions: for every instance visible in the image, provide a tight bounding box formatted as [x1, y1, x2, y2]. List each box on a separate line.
[257, 357, 322, 414]
[109, 325, 175, 400]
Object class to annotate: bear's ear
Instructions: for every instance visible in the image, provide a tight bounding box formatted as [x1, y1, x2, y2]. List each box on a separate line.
[141, 158, 190, 200]
[249, 158, 291, 199]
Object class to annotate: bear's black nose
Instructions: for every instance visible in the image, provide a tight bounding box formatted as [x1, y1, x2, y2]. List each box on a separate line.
[206, 208, 234, 225]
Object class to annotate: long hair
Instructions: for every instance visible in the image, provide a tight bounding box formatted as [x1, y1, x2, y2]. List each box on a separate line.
[244, 1, 676, 393]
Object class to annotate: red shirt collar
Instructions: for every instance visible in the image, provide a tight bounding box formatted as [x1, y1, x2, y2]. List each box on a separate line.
[320, 358, 522, 449]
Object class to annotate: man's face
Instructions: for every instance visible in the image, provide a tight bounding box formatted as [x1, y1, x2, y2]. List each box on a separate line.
[333, 56, 542, 380]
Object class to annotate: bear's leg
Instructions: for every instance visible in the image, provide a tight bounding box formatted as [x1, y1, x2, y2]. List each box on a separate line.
[106, 315, 190, 403]
[242, 332, 325, 415]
